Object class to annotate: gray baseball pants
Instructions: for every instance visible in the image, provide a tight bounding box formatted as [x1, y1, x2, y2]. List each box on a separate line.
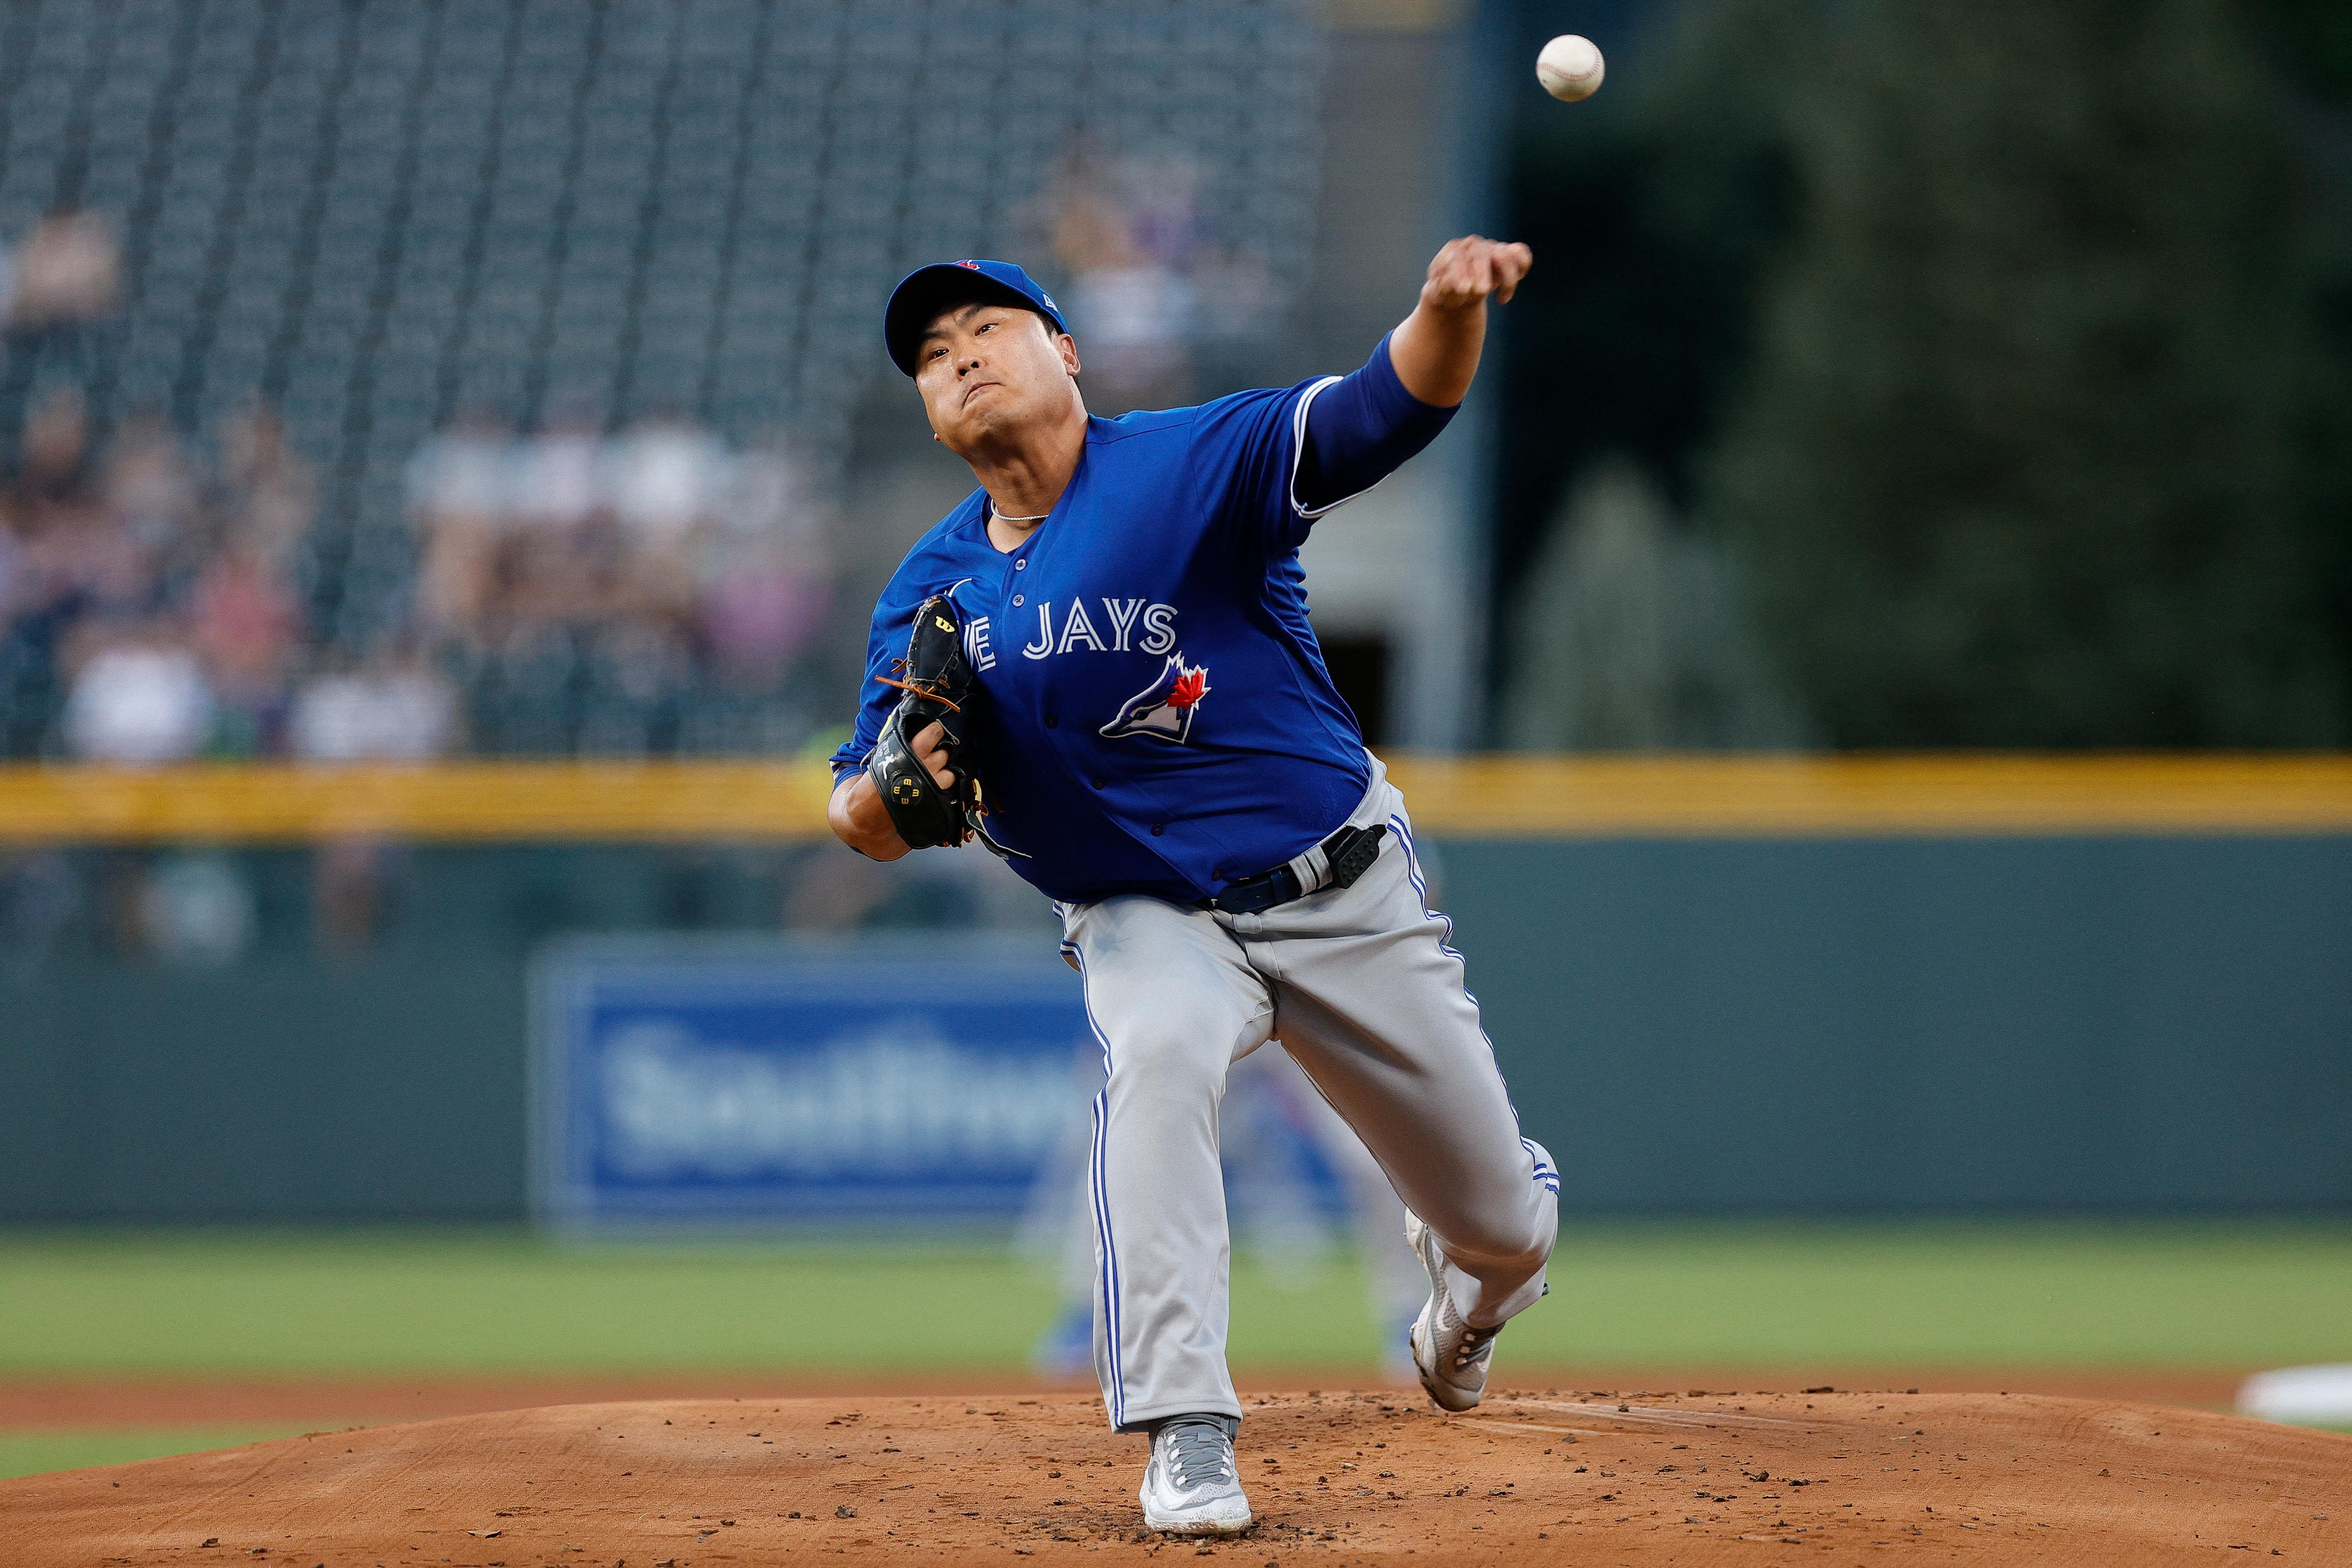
[1058, 754, 1560, 1430]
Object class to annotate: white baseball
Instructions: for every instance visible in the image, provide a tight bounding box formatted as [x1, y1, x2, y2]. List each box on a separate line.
[1536, 34, 1605, 101]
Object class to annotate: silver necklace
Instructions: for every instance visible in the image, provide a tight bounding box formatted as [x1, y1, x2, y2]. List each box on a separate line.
[994, 505, 1051, 522]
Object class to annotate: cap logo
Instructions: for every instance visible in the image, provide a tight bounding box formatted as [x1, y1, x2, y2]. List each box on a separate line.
[956, 259, 980, 270]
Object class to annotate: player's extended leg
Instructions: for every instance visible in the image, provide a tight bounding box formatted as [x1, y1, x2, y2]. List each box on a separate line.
[1060, 894, 1276, 1432]
[1228, 774, 1560, 1400]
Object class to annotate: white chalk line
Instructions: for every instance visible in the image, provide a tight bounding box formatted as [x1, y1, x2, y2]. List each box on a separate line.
[1481, 1398, 1807, 1429]
[1461, 1417, 1618, 1439]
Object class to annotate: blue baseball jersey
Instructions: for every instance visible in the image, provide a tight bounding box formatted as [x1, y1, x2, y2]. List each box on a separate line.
[834, 370, 1420, 906]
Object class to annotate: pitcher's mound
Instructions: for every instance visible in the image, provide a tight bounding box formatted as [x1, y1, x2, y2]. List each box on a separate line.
[9, 1389, 2346, 1565]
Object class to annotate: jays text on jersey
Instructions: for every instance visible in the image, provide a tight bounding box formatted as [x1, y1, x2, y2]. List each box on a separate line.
[834, 342, 1450, 906]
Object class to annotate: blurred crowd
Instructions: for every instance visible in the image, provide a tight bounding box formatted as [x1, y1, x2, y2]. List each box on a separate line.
[1, 205, 119, 414]
[0, 393, 835, 764]
[0, 213, 836, 766]
[0, 386, 340, 763]
[404, 406, 834, 756]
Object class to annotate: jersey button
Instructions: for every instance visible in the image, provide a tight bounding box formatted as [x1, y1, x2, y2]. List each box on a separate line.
[1044, 715, 1059, 729]
[1014, 558, 1028, 570]
[1151, 823, 1165, 836]
[1013, 594, 1025, 606]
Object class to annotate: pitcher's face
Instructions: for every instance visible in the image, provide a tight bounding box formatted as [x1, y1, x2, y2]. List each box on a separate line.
[914, 302, 1082, 456]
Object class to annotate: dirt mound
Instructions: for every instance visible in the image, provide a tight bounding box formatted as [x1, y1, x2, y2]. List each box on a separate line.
[8, 1388, 2345, 1565]
[0, 1366, 2259, 1430]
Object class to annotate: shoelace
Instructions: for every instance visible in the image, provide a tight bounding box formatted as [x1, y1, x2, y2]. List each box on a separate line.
[1160, 1419, 1235, 1492]
[1435, 1290, 1500, 1373]
[1452, 1322, 1498, 1370]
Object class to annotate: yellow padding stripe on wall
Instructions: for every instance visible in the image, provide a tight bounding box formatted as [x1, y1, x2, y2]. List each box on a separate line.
[1384, 754, 2352, 836]
[0, 762, 837, 844]
[0, 755, 2345, 843]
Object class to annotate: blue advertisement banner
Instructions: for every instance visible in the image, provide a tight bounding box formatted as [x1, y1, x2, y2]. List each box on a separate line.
[530, 936, 1094, 1228]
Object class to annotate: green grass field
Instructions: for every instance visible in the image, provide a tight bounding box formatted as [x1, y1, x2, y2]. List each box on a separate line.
[7, 1220, 2349, 1374]
[5, 1219, 2347, 1479]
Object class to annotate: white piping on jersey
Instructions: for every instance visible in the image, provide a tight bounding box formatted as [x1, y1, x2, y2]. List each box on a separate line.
[1287, 373, 1388, 521]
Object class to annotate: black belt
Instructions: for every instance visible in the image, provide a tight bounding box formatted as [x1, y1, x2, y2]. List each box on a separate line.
[1201, 823, 1387, 916]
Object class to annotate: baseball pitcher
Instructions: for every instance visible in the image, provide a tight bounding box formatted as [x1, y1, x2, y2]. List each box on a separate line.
[828, 240, 1560, 1536]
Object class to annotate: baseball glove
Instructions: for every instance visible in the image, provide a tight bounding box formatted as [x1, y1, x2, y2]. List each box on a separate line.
[865, 593, 980, 849]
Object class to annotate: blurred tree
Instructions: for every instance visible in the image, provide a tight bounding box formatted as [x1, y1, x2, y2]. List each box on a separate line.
[2266, 0, 2352, 102]
[1498, 0, 2352, 748]
[1498, 458, 1810, 750]
[2261, 0, 2352, 741]
[1704, 0, 2344, 746]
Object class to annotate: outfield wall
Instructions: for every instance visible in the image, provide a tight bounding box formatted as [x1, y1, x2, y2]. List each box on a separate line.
[1448, 835, 2352, 1211]
[2, 758, 2347, 1219]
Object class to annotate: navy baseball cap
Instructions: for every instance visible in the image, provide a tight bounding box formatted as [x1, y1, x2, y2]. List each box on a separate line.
[884, 259, 1068, 376]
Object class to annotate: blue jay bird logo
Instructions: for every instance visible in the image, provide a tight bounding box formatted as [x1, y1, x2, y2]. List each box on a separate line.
[1099, 655, 1210, 742]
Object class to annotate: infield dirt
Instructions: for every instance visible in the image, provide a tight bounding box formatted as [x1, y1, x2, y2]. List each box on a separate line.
[8, 1389, 2346, 1565]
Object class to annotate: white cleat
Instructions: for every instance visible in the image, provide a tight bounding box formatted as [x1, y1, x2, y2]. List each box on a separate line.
[1407, 1211, 1501, 1412]
[1138, 1414, 1252, 1535]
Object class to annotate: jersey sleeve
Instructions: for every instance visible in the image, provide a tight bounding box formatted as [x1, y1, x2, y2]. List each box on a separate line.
[1191, 334, 1455, 557]
[1296, 333, 1457, 513]
[1187, 379, 1328, 558]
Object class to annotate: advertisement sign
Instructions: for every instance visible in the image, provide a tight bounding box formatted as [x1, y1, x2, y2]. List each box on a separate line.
[531, 936, 1093, 1228]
